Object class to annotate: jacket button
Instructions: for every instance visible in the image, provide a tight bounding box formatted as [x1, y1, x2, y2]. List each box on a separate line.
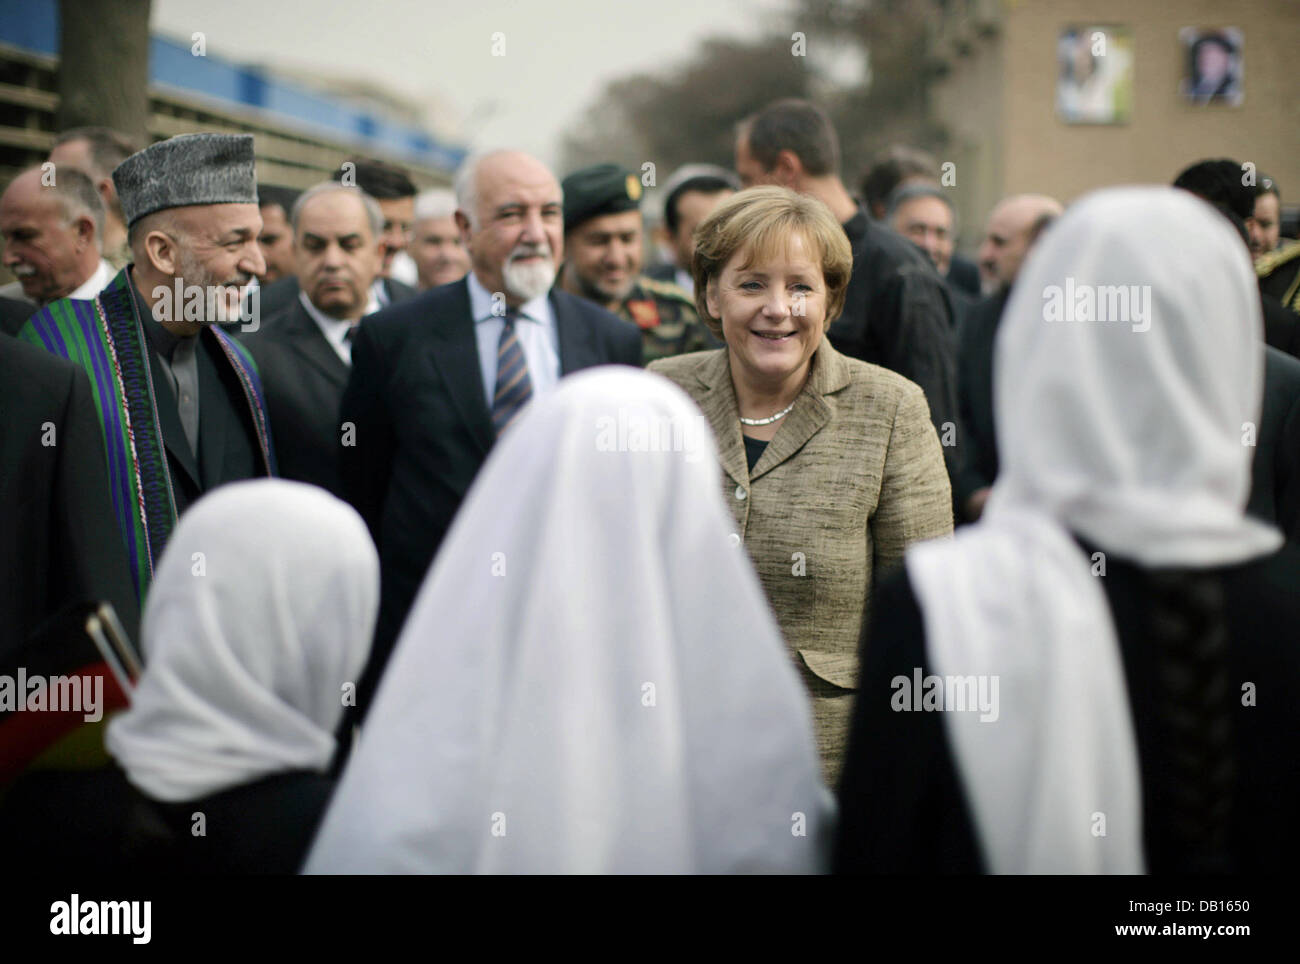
[735, 485, 747, 501]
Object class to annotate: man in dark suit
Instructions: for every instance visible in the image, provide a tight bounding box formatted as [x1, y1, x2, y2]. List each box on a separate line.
[341, 150, 642, 710]
[243, 183, 385, 497]
[0, 296, 35, 337]
[255, 272, 415, 323]
[0, 334, 139, 656]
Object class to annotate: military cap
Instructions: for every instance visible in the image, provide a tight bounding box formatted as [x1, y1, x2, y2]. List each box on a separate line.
[562, 163, 643, 232]
[113, 132, 258, 228]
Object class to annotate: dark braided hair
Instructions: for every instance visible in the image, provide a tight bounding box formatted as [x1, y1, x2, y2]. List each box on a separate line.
[1141, 569, 1234, 874]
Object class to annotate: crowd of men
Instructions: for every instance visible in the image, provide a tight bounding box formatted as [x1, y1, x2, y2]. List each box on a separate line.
[1, 99, 1298, 741]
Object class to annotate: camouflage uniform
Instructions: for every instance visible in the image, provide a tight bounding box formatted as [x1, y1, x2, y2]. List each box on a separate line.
[616, 275, 719, 363]
[1258, 239, 1300, 315]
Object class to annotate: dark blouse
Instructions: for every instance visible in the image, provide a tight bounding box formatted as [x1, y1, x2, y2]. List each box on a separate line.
[742, 434, 769, 472]
[834, 539, 1300, 874]
[123, 769, 336, 874]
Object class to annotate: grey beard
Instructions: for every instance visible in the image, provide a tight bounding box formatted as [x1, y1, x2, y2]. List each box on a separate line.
[503, 257, 556, 302]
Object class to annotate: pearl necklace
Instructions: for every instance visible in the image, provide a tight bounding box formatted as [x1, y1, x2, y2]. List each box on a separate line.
[738, 399, 797, 426]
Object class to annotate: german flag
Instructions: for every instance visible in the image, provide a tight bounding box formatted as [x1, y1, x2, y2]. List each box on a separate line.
[0, 601, 134, 787]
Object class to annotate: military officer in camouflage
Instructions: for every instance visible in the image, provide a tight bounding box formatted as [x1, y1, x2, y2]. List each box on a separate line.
[1254, 176, 1299, 316]
[1258, 239, 1300, 316]
[559, 163, 718, 362]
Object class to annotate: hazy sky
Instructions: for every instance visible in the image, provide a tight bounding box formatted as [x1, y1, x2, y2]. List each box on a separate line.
[153, 0, 780, 165]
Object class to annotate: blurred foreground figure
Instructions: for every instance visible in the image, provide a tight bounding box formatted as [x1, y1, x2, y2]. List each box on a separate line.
[308, 369, 830, 874]
[107, 480, 377, 874]
[836, 188, 1300, 874]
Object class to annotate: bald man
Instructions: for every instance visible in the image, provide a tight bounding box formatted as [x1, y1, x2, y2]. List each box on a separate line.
[956, 194, 1064, 521]
[0, 167, 113, 323]
[339, 149, 642, 714]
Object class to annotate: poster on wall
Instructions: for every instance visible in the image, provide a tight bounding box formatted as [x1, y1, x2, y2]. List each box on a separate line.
[1180, 27, 1244, 106]
[1056, 26, 1135, 124]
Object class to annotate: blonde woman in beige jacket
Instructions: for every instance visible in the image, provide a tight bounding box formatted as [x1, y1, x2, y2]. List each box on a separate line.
[650, 187, 953, 783]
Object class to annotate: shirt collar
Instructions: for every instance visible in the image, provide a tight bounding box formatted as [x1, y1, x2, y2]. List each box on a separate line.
[66, 259, 114, 302]
[466, 270, 550, 325]
[298, 289, 379, 343]
[129, 268, 189, 362]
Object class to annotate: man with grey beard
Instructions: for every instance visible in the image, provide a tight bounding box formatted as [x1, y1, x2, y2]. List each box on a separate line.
[340, 149, 642, 713]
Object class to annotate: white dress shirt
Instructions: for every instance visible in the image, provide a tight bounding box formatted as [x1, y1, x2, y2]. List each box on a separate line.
[67, 259, 116, 301]
[466, 271, 560, 407]
[299, 289, 380, 365]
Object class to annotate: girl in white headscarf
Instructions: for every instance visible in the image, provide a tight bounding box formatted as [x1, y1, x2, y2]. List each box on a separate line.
[106, 479, 378, 873]
[306, 368, 832, 874]
[836, 186, 1300, 874]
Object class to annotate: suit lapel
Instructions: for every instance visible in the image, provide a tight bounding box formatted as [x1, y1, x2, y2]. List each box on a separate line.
[284, 302, 349, 388]
[553, 291, 599, 375]
[429, 279, 495, 455]
[749, 340, 847, 480]
[693, 350, 749, 489]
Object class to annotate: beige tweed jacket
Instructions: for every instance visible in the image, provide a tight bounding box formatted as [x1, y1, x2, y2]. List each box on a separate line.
[649, 339, 953, 783]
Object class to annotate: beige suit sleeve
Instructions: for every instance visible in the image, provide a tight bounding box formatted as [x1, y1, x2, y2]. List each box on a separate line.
[870, 383, 954, 580]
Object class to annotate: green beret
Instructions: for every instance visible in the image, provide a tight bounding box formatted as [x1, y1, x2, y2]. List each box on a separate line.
[562, 163, 643, 232]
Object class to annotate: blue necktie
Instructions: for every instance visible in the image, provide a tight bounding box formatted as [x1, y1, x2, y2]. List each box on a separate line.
[492, 312, 533, 436]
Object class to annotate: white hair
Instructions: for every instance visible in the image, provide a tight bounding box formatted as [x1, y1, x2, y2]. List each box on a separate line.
[413, 188, 458, 223]
[452, 149, 563, 230]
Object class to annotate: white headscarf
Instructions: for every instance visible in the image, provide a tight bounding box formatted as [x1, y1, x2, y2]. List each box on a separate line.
[306, 368, 831, 874]
[906, 187, 1281, 873]
[106, 479, 379, 802]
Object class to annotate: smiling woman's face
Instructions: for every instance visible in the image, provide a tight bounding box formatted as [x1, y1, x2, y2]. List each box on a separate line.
[707, 231, 826, 387]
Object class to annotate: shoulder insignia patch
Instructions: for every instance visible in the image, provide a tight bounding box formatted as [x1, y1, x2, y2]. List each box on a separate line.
[626, 298, 661, 329]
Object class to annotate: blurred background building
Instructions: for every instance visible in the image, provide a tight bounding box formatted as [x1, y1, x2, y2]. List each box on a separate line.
[930, 0, 1299, 251]
[0, 0, 465, 189]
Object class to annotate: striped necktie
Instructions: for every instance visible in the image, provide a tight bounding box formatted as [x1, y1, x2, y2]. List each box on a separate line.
[492, 311, 533, 435]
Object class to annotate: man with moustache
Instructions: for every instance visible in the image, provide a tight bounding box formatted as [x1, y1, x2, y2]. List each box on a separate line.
[17, 133, 275, 606]
[559, 163, 714, 363]
[243, 183, 384, 497]
[261, 159, 418, 318]
[341, 149, 642, 712]
[0, 167, 113, 332]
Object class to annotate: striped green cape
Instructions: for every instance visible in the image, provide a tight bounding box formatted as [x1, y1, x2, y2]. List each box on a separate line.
[17, 268, 277, 603]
